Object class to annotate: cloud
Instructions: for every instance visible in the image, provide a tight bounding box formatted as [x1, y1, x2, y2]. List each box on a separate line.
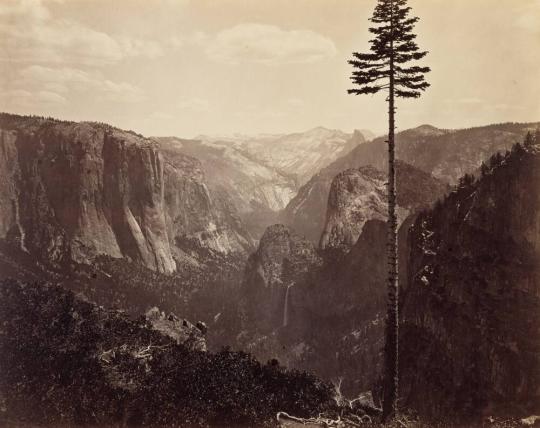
[0, 0, 51, 21]
[149, 111, 174, 121]
[177, 98, 211, 112]
[169, 31, 208, 49]
[513, 2, 540, 34]
[160, 0, 190, 6]
[442, 97, 526, 113]
[515, 13, 540, 34]
[492, 103, 525, 111]
[286, 98, 306, 108]
[204, 23, 337, 65]
[34, 90, 67, 105]
[0, 88, 67, 111]
[444, 97, 484, 105]
[0, 4, 335, 67]
[1, 65, 145, 111]
[0, 0, 163, 66]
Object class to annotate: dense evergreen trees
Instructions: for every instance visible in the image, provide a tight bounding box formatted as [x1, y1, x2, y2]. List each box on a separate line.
[0, 279, 333, 427]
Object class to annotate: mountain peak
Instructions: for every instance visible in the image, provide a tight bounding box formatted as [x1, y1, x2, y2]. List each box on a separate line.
[301, 126, 344, 138]
[410, 124, 444, 136]
[308, 126, 331, 132]
[353, 129, 375, 141]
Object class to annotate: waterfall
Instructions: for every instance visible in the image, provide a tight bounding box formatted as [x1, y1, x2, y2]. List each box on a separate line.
[12, 198, 28, 253]
[282, 284, 293, 327]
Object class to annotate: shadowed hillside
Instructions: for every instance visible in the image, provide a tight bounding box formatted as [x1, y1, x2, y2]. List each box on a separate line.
[0, 278, 333, 427]
[401, 142, 540, 419]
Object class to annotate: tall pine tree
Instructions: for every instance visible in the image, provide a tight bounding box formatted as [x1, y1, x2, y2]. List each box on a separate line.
[347, 0, 430, 420]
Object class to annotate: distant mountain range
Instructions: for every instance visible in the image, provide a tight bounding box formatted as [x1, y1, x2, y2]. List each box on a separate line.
[282, 122, 540, 243]
[2, 113, 536, 278]
[195, 127, 368, 186]
[157, 127, 369, 238]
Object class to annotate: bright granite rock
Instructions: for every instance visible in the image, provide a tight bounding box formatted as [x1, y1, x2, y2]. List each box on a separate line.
[318, 162, 448, 249]
[161, 144, 253, 261]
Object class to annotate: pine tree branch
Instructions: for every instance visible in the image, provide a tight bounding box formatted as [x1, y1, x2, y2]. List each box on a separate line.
[348, 85, 384, 95]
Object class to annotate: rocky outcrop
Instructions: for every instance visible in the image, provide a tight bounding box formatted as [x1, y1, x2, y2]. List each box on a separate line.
[283, 122, 539, 243]
[320, 167, 387, 249]
[242, 142, 539, 401]
[240, 224, 322, 333]
[321, 163, 448, 249]
[240, 163, 445, 393]
[161, 145, 253, 262]
[144, 307, 207, 351]
[401, 145, 540, 418]
[319, 165, 426, 250]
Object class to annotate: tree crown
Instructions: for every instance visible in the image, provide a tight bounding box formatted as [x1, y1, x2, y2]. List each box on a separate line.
[348, 0, 430, 99]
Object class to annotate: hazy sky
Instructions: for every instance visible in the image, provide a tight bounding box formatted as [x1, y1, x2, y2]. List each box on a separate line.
[1, 0, 539, 137]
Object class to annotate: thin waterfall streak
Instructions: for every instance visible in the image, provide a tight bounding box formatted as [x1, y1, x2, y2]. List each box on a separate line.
[283, 284, 293, 327]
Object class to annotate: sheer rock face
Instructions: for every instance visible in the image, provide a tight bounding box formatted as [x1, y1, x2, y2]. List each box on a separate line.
[319, 162, 448, 250]
[161, 147, 253, 262]
[0, 119, 175, 273]
[0, 114, 252, 274]
[401, 148, 540, 418]
[241, 224, 322, 333]
[319, 167, 390, 249]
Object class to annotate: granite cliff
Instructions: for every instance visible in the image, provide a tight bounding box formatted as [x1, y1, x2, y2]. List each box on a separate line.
[0, 113, 252, 274]
[240, 224, 322, 334]
[0, 114, 176, 273]
[161, 144, 253, 261]
[320, 162, 448, 250]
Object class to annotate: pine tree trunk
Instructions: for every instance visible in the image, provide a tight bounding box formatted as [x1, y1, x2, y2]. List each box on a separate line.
[382, 18, 399, 420]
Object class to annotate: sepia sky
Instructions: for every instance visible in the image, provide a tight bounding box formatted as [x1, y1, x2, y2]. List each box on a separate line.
[0, 0, 539, 137]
